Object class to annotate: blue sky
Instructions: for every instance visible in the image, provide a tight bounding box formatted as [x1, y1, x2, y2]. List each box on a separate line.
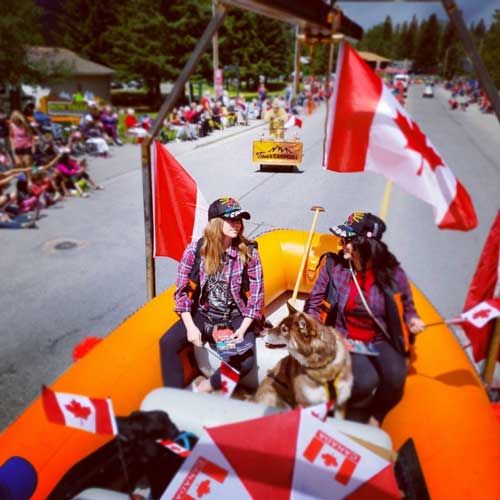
[337, 1, 498, 29]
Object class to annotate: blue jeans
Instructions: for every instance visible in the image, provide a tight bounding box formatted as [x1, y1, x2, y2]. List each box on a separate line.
[346, 339, 408, 423]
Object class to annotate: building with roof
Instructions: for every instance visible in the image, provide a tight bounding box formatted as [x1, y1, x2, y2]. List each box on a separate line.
[357, 51, 392, 71]
[27, 47, 115, 102]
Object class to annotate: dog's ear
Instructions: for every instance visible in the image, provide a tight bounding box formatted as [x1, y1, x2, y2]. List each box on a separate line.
[287, 300, 298, 314]
[297, 313, 312, 337]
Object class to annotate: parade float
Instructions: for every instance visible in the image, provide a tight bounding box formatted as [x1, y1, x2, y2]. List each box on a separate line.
[1, 229, 499, 499]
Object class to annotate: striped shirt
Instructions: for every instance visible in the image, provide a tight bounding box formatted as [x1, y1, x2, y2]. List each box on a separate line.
[174, 239, 264, 320]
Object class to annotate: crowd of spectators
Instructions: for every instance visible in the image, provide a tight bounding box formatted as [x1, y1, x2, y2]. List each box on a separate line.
[446, 79, 494, 113]
[0, 78, 331, 229]
[0, 103, 105, 229]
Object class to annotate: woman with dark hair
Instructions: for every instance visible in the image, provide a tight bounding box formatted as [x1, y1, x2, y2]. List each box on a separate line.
[160, 197, 264, 394]
[304, 211, 424, 426]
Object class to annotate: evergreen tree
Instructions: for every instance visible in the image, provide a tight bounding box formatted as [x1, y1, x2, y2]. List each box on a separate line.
[102, 0, 170, 104]
[482, 10, 500, 88]
[1, 0, 70, 108]
[403, 15, 419, 61]
[413, 14, 440, 73]
[394, 21, 409, 60]
[55, 0, 122, 65]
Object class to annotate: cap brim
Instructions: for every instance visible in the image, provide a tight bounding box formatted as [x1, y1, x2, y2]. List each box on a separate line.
[329, 224, 353, 238]
[226, 210, 250, 220]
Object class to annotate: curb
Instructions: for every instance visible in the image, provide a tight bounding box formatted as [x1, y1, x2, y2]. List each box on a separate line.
[194, 121, 266, 149]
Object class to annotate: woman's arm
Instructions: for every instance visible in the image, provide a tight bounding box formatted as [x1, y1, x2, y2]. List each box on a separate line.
[173, 241, 198, 314]
[304, 263, 331, 320]
[393, 266, 424, 334]
[241, 247, 264, 321]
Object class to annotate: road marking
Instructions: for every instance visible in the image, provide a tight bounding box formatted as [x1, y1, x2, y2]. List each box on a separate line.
[379, 180, 393, 221]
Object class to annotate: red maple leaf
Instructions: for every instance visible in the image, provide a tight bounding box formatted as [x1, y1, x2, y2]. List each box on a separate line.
[321, 453, 338, 468]
[196, 479, 211, 498]
[394, 110, 444, 175]
[220, 380, 228, 394]
[472, 308, 491, 320]
[65, 399, 92, 420]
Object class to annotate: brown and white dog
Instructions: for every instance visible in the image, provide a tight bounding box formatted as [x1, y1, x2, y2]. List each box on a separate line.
[254, 302, 353, 413]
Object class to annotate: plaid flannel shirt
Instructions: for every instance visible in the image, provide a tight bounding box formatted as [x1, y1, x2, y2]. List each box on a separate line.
[174, 239, 264, 320]
[304, 258, 417, 337]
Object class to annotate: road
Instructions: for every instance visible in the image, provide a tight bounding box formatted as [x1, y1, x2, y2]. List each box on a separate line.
[1, 84, 499, 430]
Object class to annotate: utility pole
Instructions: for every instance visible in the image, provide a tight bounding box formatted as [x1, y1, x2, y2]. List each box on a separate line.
[292, 25, 301, 99]
[212, 0, 220, 91]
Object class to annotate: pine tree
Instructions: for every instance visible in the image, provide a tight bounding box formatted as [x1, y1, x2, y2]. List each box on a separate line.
[413, 14, 441, 73]
[482, 10, 500, 88]
[55, 0, 122, 65]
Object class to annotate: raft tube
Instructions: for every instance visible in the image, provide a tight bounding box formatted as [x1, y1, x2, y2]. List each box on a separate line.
[0, 229, 498, 499]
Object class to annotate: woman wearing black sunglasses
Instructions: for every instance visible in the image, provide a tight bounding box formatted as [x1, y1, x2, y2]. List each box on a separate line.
[304, 211, 424, 426]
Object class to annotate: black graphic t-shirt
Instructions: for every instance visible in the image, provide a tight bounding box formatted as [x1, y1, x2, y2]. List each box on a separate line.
[206, 257, 237, 318]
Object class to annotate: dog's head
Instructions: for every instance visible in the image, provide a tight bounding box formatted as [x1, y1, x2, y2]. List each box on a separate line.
[265, 302, 339, 368]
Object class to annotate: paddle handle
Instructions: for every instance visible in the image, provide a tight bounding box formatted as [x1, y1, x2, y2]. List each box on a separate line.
[290, 206, 325, 306]
[483, 318, 500, 385]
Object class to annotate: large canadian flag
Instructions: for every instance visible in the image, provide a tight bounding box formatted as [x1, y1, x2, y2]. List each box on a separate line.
[460, 210, 500, 387]
[41, 385, 117, 435]
[152, 140, 208, 260]
[324, 42, 477, 231]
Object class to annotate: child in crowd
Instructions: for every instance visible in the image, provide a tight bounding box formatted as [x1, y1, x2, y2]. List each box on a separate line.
[55, 152, 103, 197]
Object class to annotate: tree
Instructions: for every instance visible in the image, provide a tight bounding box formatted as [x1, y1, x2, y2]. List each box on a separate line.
[54, 0, 122, 66]
[1, 0, 70, 109]
[482, 10, 500, 88]
[402, 15, 419, 61]
[413, 14, 441, 73]
[102, 0, 172, 105]
[439, 21, 464, 79]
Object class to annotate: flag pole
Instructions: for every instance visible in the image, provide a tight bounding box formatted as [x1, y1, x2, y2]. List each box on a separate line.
[290, 206, 325, 306]
[483, 319, 500, 386]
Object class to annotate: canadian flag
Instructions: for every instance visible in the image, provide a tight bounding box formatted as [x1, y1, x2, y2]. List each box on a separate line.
[285, 115, 303, 129]
[324, 42, 477, 231]
[41, 385, 117, 435]
[152, 140, 208, 260]
[460, 210, 500, 386]
[220, 361, 240, 398]
[460, 299, 500, 328]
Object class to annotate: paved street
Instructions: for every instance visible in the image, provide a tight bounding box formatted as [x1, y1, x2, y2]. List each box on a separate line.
[1, 84, 499, 430]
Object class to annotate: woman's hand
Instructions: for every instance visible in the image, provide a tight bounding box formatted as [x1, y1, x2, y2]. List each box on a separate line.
[231, 317, 253, 342]
[231, 328, 245, 342]
[408, 317, 425, 335]
[186, 324, 203, 347]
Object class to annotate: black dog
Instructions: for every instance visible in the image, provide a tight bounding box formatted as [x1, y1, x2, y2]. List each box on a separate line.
[48, 410, 197, 500]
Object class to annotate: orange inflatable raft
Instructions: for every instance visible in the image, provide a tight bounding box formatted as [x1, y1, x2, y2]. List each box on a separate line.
[0, 229, 499, 499]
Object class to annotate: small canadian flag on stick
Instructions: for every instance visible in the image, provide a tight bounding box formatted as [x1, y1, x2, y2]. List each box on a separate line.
[460, 299, 500, 328]
[41, 385, 117, 436]
[220, 362, 240, 398]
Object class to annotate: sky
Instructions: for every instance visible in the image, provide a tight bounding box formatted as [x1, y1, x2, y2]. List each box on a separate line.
[337, 0, 498, 29]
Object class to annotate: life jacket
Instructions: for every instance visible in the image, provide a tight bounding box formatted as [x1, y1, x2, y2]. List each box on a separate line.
[315, 252, 340, 327]
[186, 238, 256, 311]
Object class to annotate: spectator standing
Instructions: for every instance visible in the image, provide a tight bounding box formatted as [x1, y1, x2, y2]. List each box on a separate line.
[9, 111, 34, 171]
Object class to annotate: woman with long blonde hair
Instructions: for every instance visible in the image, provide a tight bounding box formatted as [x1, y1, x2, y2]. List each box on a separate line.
[9, 110, 34, 170]
[160, 197, 264, 393]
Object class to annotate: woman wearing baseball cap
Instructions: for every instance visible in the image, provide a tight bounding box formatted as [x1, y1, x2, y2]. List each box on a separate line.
[304, 211, 424, 426]
[160, 197, 264, 393]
